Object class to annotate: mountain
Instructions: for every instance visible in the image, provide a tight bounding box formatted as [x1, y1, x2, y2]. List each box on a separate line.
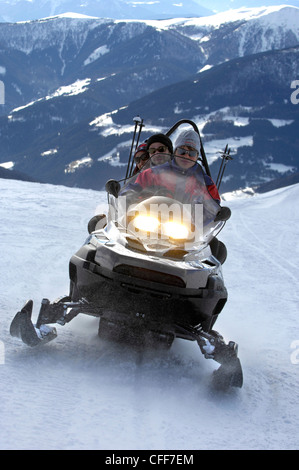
[0, 14, 209, 117]
[0, 6, 298, 192]
[1, 176, 299, 449]
[114, 45, 299, 192]
[0, 165, 39, 182]
[0, 0, 212, 23]
[1, 6, 298, 116]
[255, 171, 299, 193]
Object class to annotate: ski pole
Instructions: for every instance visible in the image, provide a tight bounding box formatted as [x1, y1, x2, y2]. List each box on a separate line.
[125, 116, 141, 181]
[217, 146, 233, 191]
[129, 117, 144, 177]
[216, 145, 228, 188]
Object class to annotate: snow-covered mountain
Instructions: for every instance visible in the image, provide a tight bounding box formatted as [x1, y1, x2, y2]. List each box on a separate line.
[0, 177, 298, 449]
[111, 45, 299, 191]
[0, 6, 298, 192]
[1, 0, 298, 23]
[0, 0, 212, 23]
[1, 6, 298, 115]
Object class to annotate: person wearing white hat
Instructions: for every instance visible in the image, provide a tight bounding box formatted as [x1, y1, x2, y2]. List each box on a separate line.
[173, 129, 201, 169]
[173, 129, 220, 201]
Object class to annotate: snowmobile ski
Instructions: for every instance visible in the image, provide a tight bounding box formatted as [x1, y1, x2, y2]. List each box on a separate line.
[175, 323, 243, 388]
[10, 300, 57, 347]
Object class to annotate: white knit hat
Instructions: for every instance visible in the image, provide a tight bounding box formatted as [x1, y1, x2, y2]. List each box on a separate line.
[174, 129, 200, 153]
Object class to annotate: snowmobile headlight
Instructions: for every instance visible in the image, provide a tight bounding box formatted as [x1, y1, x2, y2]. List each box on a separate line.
[131, 214, 190, 242]
[133, 214, 160, 233]
[163, 221, 189, 240]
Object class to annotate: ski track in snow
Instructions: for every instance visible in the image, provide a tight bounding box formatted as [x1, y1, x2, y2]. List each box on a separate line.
[0, 179, 298, 450]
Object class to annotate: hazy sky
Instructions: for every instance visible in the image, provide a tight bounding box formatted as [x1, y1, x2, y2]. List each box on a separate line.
[196, 0, 299, 13]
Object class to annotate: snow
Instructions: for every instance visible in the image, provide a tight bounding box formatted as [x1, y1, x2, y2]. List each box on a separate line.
[98, 151, 127, 168]
[268, 119, 294, 128]
[133, 5, 299, 31]
[0, 161, 14, 169]
[10, 100, 38, 114]
[9, 78, 91, 116]
[0, 178, 299, 450]
[41, 149, 58, 157]
[46, 78, 91, 98]
[45, 12, 100, 20]
[265, 162, 296, 174]
[204, 136, 253, 164]
[64, 156, 93, 173]
[1, 14, 105, 57]
[198, 64, 213, 73]
[17, 12, 102, 23]
[84, 45, 110, 66]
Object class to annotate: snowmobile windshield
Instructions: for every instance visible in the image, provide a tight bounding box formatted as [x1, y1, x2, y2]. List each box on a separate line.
[108, 156, 224, 254]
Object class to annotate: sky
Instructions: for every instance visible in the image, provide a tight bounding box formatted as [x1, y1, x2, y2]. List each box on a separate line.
[196, 0, 299, 12]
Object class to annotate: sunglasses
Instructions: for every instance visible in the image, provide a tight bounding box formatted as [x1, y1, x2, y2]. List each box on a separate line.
[148, 145, 169, 155]
[134, 152, 149, 163]
[176, 147, 198, 158]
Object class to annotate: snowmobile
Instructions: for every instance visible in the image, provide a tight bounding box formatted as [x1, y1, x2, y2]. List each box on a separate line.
[10, 119, 243, 389]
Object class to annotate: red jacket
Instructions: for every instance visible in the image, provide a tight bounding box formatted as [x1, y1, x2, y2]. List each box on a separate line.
[135, 161, 220, 203]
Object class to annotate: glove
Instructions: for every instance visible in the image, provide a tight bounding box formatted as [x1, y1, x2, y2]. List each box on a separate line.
[214, 206, 231, 222]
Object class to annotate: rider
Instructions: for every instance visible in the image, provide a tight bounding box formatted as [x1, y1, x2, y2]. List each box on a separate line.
[145, 133, 173, 166]
[132, 142, 149, 174]
[133, 129, 220, 203]
[173, 129, 220, 202]
[132, 134, 172, 174]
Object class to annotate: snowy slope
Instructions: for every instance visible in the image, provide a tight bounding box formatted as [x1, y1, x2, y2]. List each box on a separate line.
[0, 178, 298, 450]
